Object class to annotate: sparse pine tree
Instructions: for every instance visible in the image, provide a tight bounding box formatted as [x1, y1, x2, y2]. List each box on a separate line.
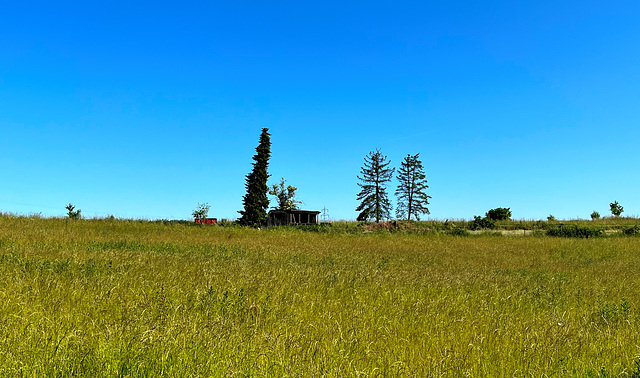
[238, 128, 271, 227]
[395, 153, 431, 221]
[65, 203, 81, 219]
[356, 149, 394, 223]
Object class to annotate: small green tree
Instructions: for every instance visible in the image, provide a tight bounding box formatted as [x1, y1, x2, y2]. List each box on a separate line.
[238, 128, 272, 227]
[590, 211, 600, 220]
[610, 201, 624, 217]
[65, 203, 81, 219]
[485, 207, 511, 221]
[356, 149, 394, 223]
[269, 178, 301, 210]
[192, 203, 211, 220]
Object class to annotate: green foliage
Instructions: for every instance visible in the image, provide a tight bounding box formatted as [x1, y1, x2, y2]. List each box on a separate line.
[590, 299, 631, 325]
[447, 227, 470, 236]
[485, 207, 512, 221]
[268, 177, 301, 210]
[590, 211, 600, 220]
[469, 215, 495, 230]
[547, 214, 556, 221]
[192, 203, 210, 220]
[546, 224, 603, 238]
[622, 225, 640, 236]
[610, 201, 624, 217]
[292, 224, 334, 233]
[356, 149, 394, 223]
[395, 153, 431, 221]
[65, 203, 81, 220]
[238, 128, 272, 227]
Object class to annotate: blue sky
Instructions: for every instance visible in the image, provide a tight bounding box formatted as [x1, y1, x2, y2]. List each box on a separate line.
[1, 1, 639, 220]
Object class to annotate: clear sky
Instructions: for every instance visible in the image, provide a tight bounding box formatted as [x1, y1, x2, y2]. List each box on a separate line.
[1, 1, 639, 221]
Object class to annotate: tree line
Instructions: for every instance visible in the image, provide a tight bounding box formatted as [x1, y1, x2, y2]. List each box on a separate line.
[56, 128, 630, 224]
[195, 129, 625, 227]
[234, 129, 433, 227]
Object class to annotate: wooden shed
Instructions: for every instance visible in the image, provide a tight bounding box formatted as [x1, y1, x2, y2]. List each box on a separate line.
[267, 209, 321, 226]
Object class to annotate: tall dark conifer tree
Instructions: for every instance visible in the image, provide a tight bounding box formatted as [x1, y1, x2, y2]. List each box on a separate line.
[395, 153, 431, 221]
[356, 149, 394, 222]
[238, 128, 271, 227]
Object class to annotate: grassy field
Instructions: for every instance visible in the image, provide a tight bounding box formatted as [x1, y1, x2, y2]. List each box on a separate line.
[1, 216, 639, 376]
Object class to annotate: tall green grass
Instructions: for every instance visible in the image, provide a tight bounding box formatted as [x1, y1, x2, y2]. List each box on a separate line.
[0, 215, 639, 376]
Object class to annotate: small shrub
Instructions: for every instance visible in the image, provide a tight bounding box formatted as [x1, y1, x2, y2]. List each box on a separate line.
[217, 219, 239, 228]
[590, 211, 600, 220]
[547, 215, 556, 221]
[622, 225, 640, 236]
[470, 216, 495, 230]
[485, 207, 512, 221]
[546, 224, 603, 238]
[447, 228, 469, 236]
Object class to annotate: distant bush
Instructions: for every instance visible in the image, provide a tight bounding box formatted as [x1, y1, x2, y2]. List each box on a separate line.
[485, 207, 512, 221]
[547, 215, 556, 221]
[447, 228, 470, 236]
[590, 211, 601, 220]
[622, 225, 640, 236]
[217, 219, 240, 228]
[546, 225, 603, 238]
[469, 216, 495, 230]
[610, 201, 624, 217]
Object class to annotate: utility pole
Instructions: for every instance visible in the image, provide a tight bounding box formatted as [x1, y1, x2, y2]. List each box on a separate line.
[321, 206, 330, 222]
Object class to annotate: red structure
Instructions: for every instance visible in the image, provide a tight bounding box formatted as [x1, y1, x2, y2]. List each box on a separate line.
[195, 218, 217, 225]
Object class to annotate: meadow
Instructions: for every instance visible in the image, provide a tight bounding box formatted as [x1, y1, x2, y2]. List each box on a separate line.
[1, 215, 639, 376]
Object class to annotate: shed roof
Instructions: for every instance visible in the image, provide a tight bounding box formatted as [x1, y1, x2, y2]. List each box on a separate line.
[268, 209, 321, 215]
